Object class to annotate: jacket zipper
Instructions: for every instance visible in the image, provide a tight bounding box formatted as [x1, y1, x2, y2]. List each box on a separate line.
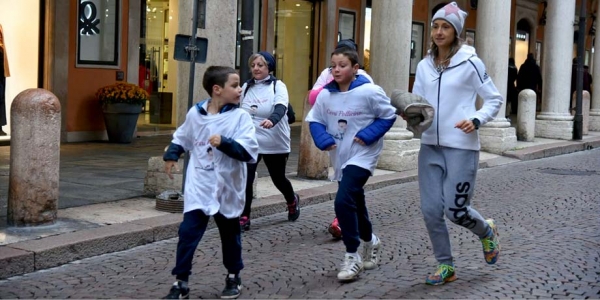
[436, 72, 443, 146]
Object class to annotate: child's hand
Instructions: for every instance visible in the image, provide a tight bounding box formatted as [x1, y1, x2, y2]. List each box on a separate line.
[260, 119, 274, 129]
[209, 134, 222, 147]
[325, 144, 337, 151]
[454, 119, 475, 134]
[354, 137, 366, 146]
[164, 161, 179, 180]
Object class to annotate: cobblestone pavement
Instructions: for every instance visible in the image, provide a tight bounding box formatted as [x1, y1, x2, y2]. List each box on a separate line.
[0, 149, 598, 299]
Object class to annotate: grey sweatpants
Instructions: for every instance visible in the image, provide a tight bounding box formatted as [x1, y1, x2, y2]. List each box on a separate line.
[418, 144, 491, 265]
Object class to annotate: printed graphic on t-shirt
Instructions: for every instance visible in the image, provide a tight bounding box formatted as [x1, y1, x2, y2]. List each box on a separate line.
[333, 119, 348, 140]
[249, 105, 258, 119]
[194, 139, 214, 171]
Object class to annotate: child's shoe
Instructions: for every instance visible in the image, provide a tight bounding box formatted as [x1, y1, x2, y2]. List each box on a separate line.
[362, 234, 381, 270]
[287, 194, 300, 221]
[337, 253, 363, 281]
[221, 274, 242, 299]
[328, 217, 342, 240]
[425, 264, 457, 285]
[239, 216, 250, 231]
[164, 280, 190, 299]
[481, 218, 500, 264]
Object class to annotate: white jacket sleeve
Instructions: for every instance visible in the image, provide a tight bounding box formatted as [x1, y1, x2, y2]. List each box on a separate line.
[469, 58, 503, 125]
[172, 108, 195, 151]
[312, 68, 332, 90]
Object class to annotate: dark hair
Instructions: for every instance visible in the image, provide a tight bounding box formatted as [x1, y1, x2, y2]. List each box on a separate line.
[207, 147, 212, 153]
[338, 119, 347, 124]
[331, 48, 359, 66]
[336, 39, 358, 51]
[202, 66, 237, 96]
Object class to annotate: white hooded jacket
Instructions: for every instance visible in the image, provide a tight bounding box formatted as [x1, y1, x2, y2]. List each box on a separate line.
[412, 45, 503, 151]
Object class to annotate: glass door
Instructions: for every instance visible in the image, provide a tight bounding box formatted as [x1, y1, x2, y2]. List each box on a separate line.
[274, 0, 315, 122]
[139, 0, 174, 130]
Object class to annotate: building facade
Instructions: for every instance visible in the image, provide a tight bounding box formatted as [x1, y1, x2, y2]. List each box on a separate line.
[0, 0, 595, 143]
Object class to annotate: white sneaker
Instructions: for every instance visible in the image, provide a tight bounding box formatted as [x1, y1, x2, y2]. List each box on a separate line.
[362, 234, 381, 270]
[337, 253, 363, 281]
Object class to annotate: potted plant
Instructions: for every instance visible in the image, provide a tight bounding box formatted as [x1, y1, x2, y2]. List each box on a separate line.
[96, 82, 149, 143]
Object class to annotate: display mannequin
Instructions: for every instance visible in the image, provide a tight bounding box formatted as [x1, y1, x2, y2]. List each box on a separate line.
[0, 24, 10, 136]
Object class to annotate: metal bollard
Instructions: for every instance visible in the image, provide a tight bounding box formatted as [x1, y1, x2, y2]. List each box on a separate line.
[517, 89, 536, 142]
[8, 89, 61, 226]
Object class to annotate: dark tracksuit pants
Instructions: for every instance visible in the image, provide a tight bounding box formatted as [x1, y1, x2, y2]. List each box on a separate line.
[243, 153, 296, 218]
[171, 209, 243, 282]
[334, 165, 373, 254]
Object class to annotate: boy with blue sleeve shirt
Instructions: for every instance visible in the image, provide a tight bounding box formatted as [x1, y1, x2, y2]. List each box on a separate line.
[305, 48, 397, 282]
[163, 66, 258, 299]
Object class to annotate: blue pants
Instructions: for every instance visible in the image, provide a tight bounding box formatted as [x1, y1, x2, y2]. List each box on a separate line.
[334, 165, 373, 253]
[172, 209, 243, 281]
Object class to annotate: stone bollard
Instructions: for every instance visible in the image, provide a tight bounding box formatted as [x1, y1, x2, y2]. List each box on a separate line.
[583, 91, 590, 135]
[517, 89, 536, 141]
[297, 93, 329, 179]
[8, 89, 61, 226]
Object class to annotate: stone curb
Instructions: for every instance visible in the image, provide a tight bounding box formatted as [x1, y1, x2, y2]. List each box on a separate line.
[0, 140, 598, 279]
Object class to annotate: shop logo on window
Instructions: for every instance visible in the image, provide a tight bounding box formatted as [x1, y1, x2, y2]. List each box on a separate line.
[79, 1, 100, 36]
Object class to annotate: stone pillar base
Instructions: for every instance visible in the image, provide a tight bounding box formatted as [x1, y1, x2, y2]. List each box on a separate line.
[535, 119, 574, 140]
[377, 138, 421, 172]
[590, 113, 600, 131]
[479, 127, 517, 154]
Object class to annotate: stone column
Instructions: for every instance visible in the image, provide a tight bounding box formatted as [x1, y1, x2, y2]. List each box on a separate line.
[583, 91, 590, 135]
[297, 94, 329, 179]
[8, 89, 61, 226]
[475, 0, 517, 154]
[370, 0, 420, 172]
[535, 0, 576, 139]
[591, 0, 600, 131]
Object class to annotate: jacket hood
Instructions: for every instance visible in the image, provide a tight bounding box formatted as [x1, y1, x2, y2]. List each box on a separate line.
[324, 74, 371, 92]
[427, 44, 477, 71]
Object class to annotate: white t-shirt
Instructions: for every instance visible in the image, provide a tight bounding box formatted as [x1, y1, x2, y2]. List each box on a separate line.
[305, 83, 396, 181]
[312, 68, 374, 90]
[172, 101, 258, 217]
[241, 79, 291, 154]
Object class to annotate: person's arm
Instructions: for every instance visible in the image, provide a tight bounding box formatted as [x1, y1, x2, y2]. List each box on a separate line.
[305, 96, 336, 150]
[219, 113, 258, 163]
[355, 86, 397, 145]
[163, 108, 195, 161]
[468, 58, 503, 125]
[267, 104, 287, 126]
[312, 68, 332, 90]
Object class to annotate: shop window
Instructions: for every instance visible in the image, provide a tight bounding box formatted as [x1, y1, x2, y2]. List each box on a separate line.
[338, 10, 356, 41]
[76, 0, 120, 68]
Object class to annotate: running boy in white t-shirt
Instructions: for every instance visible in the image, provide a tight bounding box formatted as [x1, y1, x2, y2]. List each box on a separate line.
[305, 48, 396, 281]
[163, 66, 258, 299]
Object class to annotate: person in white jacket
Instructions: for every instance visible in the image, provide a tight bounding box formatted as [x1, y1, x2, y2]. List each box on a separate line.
[410, 2, 501, 286]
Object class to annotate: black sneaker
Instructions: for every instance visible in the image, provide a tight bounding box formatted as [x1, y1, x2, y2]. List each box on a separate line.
[287, 194, 300, 221]
[221, 274, 242, 299]
[164, 281, 190, 299]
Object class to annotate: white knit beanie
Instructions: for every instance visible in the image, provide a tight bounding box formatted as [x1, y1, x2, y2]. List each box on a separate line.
[432, 2, 468, 36]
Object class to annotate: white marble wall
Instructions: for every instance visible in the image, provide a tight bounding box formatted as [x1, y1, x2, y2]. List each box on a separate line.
[370, 0, 419, 172]
[536, 0, 575, 139]
[475, 0, 517, 154]
[175, 0, 237, 126]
